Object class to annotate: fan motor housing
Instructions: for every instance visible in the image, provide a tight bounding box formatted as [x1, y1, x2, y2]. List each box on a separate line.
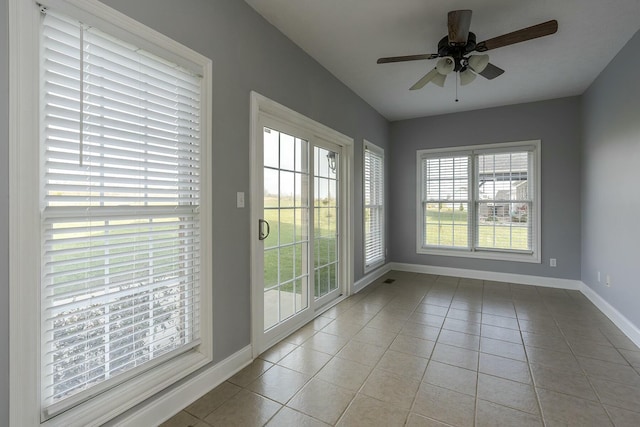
[438, 32, 477, 71]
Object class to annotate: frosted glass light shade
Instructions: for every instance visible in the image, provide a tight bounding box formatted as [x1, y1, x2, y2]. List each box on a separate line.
[436, 56, 455, 75]
[459, 69, 476, 86]
[468, 54, 489, 73]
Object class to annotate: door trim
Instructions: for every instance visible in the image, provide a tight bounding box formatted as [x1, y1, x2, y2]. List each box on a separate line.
[250, 92, 354, 358]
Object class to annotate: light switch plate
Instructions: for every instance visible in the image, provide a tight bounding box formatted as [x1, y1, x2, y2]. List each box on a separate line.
[236, 192, 245, 208]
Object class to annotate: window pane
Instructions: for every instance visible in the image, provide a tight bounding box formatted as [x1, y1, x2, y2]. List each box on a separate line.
[476, 150, 532, 251]
[423, 202, 469, 248]
[263, 208, 279, 249]
[263, 128, 279, 168]
[279, 208, 295, 246]
[421, 155, 469, 249]
[279, 282, 295, 321]
[279, 245, 295, 283]
[264, 249, 278, 288]
[280, 171, 295, 208]
[477, 202, 531, 251]
[41, 9, 203, 411]
[280, 133, 295, 171]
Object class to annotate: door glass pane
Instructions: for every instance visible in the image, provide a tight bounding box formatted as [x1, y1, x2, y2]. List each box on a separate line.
[279, 208, 294, 246]
[279, 245, 295, 283]
[295, 277, 308, 311]
[263, 208, 278, 249]
[280, 171, 295, 208]
[264, 249, 278, 289]
[264, 128, 279, 168]
[280, 133, 295, 171]
[263, 127, 310, 332]
[313, 146, 339, 299]
[279, 283, 295, 321]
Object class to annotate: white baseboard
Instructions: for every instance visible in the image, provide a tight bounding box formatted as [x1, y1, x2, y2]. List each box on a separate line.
[115, 345, 253, 427]
[353, 263, 392, 293]
[579, 283, 640, 348]
[389, 262, 582, 290]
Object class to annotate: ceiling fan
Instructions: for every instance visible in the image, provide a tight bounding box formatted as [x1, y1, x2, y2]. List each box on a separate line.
[377, 10, 558, 90]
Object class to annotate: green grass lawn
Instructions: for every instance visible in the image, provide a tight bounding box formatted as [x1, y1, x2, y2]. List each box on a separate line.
[50, 219, 187, 295]
[425, 207, 529, 250]
[263, 196, 337, 301]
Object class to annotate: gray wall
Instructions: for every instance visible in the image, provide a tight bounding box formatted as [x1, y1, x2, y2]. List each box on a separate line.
[96, 0, 390, 361]
[581, 30, 640, 327]
[0, 0, 389, 424]
[1, 0, 9, 424]
[389, 97, 582, 279]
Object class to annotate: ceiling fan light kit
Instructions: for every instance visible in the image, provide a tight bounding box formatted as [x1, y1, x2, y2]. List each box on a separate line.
[459, 68, 476, 86]
[468, 54, 489, 73]
[377, 9, 558, 95]
[436, 57, 455, 74]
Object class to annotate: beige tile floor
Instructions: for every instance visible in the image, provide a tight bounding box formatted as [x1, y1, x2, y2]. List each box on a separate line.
[161, 271, 640, 427]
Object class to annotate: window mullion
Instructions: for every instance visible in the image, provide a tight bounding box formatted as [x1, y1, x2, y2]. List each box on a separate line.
[470, 153, 476, 252]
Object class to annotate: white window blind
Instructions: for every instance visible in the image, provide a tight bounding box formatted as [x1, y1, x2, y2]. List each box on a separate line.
[364, 143, 384, 269]
[41, 9, 202, 417]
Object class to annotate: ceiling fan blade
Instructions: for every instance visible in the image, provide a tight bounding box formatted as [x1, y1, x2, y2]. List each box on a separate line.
[478, 63, 505, 80]
[377, 53, 439, 64]
[410, 68, 439, 90]
[448, 10, 472, 46]
[476, 20, 558, 52]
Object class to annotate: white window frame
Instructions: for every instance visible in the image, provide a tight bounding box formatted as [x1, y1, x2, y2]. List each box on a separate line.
[416, 140, 541, 263]
[9, 0, 213, 426]
[363, 140, 385, 272]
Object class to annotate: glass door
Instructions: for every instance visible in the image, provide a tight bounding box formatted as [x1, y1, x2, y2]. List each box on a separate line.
[254, 115, 345, 355]
[261, 125, 311, 343]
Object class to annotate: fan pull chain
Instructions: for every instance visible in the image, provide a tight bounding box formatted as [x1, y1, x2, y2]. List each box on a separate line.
[455, 72, 459, 102]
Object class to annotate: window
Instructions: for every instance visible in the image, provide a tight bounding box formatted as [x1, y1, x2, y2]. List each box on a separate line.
[417, 141, 540, 263]
[363, 141, 385, 271]
[10, 1, 212, 425]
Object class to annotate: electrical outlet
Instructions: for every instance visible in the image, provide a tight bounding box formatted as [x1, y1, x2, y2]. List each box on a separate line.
[236, 192, 245, 208]
[605, 275, 612, 287]
[550, 258, 557, 267]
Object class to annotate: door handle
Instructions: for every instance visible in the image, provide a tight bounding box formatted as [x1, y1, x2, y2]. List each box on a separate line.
[258, 219, 270, 241]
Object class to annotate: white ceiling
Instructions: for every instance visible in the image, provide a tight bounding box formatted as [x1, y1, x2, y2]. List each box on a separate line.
[244, 0, 640, 121]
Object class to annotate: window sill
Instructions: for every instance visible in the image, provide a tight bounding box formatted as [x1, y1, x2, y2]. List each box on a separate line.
[364, 259, 386, 274]
[42, 349, 211, 426]
[417, 247, 540, 264]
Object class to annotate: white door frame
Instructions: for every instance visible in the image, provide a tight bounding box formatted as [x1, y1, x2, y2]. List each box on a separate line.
[250, 92, 354, 358]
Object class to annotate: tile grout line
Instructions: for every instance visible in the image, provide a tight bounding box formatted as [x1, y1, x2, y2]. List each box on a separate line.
[170, 271, 640, 427]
